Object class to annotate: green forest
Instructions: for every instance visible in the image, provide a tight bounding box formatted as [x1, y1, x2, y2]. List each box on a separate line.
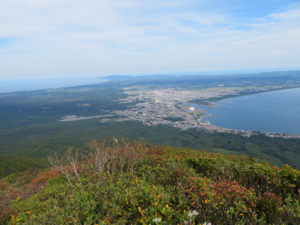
[1, 118, 300, 170]
[1, 71, 300, 175]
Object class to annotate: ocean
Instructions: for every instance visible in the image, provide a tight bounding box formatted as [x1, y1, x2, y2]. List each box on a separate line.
[0, 77, 108, 94]
[185, 88, 300, 134]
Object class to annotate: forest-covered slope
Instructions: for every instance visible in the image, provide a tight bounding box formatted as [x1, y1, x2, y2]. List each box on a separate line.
[0, 154, 48, 178]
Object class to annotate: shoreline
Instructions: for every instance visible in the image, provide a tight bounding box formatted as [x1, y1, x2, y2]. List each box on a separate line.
[184, 87, 300, 138]
[189, 85, 300, 108]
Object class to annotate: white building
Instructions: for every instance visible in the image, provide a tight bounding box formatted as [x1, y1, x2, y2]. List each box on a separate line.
[189, 107, 195, 112]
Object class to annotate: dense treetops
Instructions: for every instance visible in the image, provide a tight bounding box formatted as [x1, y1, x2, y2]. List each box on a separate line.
[0, 139, 300, 224]
[0, 154, 48, 179]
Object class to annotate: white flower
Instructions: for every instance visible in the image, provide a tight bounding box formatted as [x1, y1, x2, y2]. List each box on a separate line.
[192, 210, 199, 216]
[203, 222, 212, 225]
[152, 218, 162, 223]
[184, 220, 190, 225]
[188, 210, 199, 217]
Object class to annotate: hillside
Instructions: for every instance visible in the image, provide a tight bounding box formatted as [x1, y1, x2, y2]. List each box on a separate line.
[0, 140, 300, 224]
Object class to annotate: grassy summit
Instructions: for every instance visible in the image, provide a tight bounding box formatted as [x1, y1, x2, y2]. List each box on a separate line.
[0, 139, 300, 224]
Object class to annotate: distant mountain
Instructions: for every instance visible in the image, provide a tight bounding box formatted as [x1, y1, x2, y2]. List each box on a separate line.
[104, 74, 172, 80]
[103, 75, 133, 80]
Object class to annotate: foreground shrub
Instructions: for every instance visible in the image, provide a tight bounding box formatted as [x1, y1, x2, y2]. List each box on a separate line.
[0, 168, 60, 223]
[2, 140, 300, 224]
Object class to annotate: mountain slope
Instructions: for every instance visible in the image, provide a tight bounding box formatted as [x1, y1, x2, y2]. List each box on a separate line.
[1, 140, 299, 224]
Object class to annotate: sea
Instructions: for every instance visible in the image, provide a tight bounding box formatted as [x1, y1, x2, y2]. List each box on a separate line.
[0, 77, 108, 94]
[185, 88, 300, 134]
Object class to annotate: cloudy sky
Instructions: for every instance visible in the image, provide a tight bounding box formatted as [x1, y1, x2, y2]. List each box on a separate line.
[0, 0, 300, 79]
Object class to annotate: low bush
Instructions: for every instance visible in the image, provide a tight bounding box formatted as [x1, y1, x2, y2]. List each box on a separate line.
[1, 140, 300, 224]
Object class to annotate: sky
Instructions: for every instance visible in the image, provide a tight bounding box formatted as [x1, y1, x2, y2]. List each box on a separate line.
[0, 0, 300, 79]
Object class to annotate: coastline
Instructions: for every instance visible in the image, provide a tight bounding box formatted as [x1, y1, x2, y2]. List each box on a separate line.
[185, 87, 300, 138]
[189, 85, 300, 107]
[57, 85, 300, 139]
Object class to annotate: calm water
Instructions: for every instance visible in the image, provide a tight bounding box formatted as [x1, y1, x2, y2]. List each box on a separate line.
[0, 77, 108, 94]
[185, 88, 300, 134]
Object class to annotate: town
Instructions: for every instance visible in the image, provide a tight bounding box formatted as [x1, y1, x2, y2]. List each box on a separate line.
[59, 87, 300, 139]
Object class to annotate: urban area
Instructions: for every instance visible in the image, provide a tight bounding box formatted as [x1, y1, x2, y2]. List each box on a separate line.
[59, 87, 300, 139]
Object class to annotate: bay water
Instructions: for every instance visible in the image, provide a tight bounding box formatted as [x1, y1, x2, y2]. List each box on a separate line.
[185, 88, 300, 134]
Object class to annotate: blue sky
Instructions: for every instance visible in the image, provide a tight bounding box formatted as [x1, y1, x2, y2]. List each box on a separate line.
[0, 0, 299, 79]
[0, 38, 12, 47]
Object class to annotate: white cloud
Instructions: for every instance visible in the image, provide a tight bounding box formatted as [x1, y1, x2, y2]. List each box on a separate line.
[269, 9, 300, 20]
[249, 22, 275, 27]
[0, 0, 299, 79]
